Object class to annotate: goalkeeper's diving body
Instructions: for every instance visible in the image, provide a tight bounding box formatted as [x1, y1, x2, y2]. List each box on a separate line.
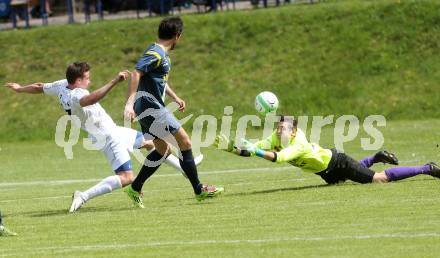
[217, 116, 440, 184]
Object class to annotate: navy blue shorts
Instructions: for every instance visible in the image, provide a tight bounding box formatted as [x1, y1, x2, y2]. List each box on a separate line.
[134, 100, 181, 139]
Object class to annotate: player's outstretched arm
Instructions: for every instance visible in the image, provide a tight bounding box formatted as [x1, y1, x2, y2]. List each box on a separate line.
[124, 69, 141, 121]
[215, 134, 250, 156]
[80, 70, 130, 107]
[4, 82, 44, 94]
[240, 138, 277, 162]
[241, 138, 302, 163]
[166, 83, 185, 112]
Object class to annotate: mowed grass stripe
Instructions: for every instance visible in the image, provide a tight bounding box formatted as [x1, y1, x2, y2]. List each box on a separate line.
[2, 232, 440, 257]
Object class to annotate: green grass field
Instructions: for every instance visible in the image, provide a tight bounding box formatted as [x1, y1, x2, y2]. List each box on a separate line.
[1, 120, 440, 257]
[2, 0, 440, 256]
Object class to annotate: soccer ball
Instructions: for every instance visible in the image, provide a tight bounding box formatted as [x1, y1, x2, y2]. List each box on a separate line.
[255, 91, 279, 115]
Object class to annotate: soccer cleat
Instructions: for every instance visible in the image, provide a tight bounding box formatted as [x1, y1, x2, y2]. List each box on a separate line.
[124, 185, 145, 209]
[427, 162, 440, 178]
[69, 191, 85, 213]
[0, 225, 17, 237]
[195, 185, 224, 201]
[375, 150, 399, 165]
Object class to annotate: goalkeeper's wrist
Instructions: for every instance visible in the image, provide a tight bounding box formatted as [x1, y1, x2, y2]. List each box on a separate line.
[255, 148, 265, 157]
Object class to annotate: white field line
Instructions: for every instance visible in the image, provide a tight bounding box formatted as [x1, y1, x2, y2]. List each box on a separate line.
[0, 195, 71, 203]
[2, 232, 440, 257]
[0, 167, 304, 203]
[0, 166, 295, 187]
[0, 177, 308, 204]
[0, 158, 425, 188]
[0, 158, 427, 203]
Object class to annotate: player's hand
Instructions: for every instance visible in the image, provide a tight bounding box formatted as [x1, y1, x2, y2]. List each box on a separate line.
[116, 70, 131, 82]
[215, 134, 235, 152]
[173, 96, 185, 112]
[4, 83, 22, 92]
[240, 138, 256, 155]
[124, 104, 136, 122]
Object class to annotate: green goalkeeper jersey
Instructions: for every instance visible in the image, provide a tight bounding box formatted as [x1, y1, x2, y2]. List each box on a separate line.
[254, 129, 333, 173]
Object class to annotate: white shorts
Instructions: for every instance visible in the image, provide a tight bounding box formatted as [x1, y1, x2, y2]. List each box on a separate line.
[90, 126, 144, 172]
[113, 126, 144, 153]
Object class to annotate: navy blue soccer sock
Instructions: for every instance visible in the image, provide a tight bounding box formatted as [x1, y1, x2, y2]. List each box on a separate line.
[131, 150, 164, 192]
[179, 149, 202, 195]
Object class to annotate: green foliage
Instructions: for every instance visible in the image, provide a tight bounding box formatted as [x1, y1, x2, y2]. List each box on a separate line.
[1, 0, 440, 141]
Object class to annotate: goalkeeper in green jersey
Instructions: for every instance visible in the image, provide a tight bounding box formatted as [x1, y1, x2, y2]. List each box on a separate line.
[216, 116, 440, 184]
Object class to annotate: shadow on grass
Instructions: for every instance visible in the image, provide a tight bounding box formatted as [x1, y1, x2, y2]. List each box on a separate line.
[11, 206, 132, 218]
[186, 201, 216, 206]
[223, 183, 333, 198]
[223, 177, 439, 198]
[6, 178, 437, 217]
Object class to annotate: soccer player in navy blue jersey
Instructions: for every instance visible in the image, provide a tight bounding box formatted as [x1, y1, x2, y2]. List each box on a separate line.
[124, 17, 224, 207]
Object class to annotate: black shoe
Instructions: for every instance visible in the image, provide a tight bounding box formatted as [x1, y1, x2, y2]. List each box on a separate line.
[374, 150, 399, 165]
[427, 162, 440, 178]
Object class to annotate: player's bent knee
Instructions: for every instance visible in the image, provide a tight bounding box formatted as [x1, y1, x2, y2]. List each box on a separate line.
[372, 171, 389, 183]
[179, 136, 192, 150]
[153, 138, 170, 156]
[142, 140, 154, 151]
[174, 128, 192, 150]
[180, 138, 192, 150]
[161, 144, 171, 156]
[117, 171, 134, 186]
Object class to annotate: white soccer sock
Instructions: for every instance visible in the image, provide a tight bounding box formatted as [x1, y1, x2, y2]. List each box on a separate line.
[165, 154, 183, 172]
[81, 175, 122, 202]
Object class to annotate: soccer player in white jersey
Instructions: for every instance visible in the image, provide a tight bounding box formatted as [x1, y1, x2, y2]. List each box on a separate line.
[5, 62, 202, 212]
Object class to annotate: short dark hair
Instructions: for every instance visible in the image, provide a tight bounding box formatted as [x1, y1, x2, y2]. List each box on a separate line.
[66, 62, 90, 84]
[279, 115, 298, 130]
[158, 17, 183, 40]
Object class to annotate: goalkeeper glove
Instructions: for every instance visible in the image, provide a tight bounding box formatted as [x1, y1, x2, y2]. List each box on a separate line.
[240, 138, 256, 155]
[240, 138, 266, 157]
[215, 134, 235, 152]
